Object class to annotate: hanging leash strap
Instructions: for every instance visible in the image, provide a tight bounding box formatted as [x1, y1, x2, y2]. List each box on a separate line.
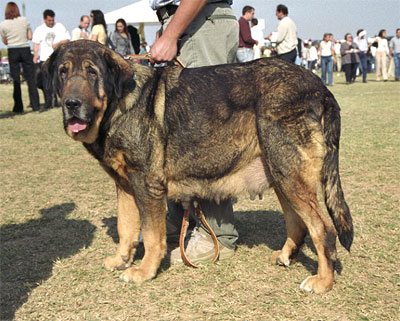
[179, 206, 219, 268]
[126, 53, 185, 68]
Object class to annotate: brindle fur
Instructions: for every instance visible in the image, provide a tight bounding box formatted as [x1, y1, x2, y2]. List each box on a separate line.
[44, 40, 353, 293]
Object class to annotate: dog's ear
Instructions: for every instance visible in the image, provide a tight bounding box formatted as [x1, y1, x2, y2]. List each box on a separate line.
[104, 50, 136, 99]
[41, 45, 62, 96]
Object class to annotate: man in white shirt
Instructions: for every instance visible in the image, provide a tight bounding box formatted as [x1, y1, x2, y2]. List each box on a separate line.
[251, 18, 264, 59]
[266, 4, 297, 63]
[32, 9, 70, 108]
[71, 15, 90, 41]
[354, 29, 369, 83]
[32, 9, 70, 63]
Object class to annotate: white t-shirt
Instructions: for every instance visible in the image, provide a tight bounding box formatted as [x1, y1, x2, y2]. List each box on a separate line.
[251, 25, 264, 46]
[32, 22, 70, 61]
[320, 40, 333, 57]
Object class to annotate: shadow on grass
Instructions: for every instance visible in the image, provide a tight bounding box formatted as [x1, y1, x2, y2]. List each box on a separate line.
[235, 210, 343, 276]
[0, 203, 96, 321]
[101, 210, 342, 278]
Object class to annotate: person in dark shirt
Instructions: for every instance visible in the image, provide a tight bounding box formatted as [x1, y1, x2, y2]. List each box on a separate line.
[236, 5, 258, 62]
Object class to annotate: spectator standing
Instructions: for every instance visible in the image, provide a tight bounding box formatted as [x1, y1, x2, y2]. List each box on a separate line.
[341, 33, 360, 84]
[266, 4, 297, 63]
[0, 2, 39, 113]
[71, 15, 90, 41]
[318, 33, 335, 86]
[89, 10, 107, 45]
[307, 43, 318, 71]
[149, 0, 239, 265]
[334, 40, 342, 73]
[251, 18, 264, 59]
[32, 9, 70, 108]
[389, 28, 400, 81]
[295, 37, 304, 66]
[374, 29, 389, 81]
[354, 29, 369, 83]
[111, 18, 134, 57]
[236, 6, 257, 62]
[127, 25, 140, 54]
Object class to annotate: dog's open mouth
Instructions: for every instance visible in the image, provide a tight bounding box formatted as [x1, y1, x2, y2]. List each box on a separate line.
[68, 117, 88, 133]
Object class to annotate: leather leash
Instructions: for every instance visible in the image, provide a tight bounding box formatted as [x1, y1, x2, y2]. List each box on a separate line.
[126, 53, 185, 68]
[179, 206, 220, 268]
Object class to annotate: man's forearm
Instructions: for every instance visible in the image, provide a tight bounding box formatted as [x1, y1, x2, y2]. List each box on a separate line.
[33, 43, 39, 62]
[53, 39, 69, 49]
[162, 0, 207, 41]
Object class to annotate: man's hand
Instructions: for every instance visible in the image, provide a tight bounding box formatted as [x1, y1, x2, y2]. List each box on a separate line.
[149, 33, 179, 64]
[149, 0, 207, 64]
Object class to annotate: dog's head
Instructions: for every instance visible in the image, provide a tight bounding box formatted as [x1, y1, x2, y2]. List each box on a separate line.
[43, 40, 135, 143]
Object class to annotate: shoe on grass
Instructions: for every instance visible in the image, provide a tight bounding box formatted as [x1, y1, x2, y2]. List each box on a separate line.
[169, 227, 235, 265]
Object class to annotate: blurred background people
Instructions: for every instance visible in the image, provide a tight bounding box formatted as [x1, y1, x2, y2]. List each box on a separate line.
[111, 18, 134, 57]
[127, 25, 140, 54]
[0, 2, 39, 113]
[237, 5, 257, 62]
[389, 28, 400, 81]
[306, 42, 318, 71]
[318, 33, 335, 86]
[374, 29, 389, 81]
[250, 18, 264, 59]
[90, 10, 107, 45]
[266, 4, 297, 63]
[32, 9, 70, 109]
[71, 15, 90, 41]
[341, 33, 360, 84]
[354, 29, 369, 83]
[334, 40, 342, 73]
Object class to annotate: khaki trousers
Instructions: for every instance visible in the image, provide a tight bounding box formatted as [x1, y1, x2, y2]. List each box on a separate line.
[375, 50, 388, 80]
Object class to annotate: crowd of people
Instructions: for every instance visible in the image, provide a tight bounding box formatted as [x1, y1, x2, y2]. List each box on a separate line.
[0, 3, 145, 113]
[0, 0, 399, 268]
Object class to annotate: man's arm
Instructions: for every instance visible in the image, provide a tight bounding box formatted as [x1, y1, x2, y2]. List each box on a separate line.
[149, 0, 207, 64]
[53, 39, 69, 49]
[33, 42, 39, 63]
[275, 20, 287, 44]
[27, 28, 32, 40]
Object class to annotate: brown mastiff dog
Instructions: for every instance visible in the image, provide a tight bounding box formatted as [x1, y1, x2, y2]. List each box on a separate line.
[43, 40, 353, 293]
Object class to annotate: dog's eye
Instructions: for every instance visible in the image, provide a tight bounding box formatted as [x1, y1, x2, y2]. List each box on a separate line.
[60, 67, 68, 77]
[87, 67, 97, 77]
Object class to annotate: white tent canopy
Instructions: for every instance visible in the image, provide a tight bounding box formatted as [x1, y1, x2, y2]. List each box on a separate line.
[104, 0, 160, 25]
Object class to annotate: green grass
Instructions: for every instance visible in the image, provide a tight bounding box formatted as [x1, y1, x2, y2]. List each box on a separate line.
[1, 73, 399, 321]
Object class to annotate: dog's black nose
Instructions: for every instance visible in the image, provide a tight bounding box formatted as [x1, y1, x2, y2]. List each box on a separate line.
[65, 98, 82, 110]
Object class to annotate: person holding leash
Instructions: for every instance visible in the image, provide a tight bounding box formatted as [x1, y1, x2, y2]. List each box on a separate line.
[149, 0, 239, 265]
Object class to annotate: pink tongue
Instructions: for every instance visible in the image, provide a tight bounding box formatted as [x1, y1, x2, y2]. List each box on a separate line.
[68, 119, 87, 133]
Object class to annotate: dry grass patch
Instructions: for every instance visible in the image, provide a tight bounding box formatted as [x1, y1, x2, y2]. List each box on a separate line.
[1, 74, 399, 320]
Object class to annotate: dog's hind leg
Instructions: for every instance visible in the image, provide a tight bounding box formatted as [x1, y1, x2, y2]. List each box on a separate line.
[257, 116, 337, 293]
[279, 184, 337, 294]
[103, 186, 141, 271]
[271, 187, 307, 267]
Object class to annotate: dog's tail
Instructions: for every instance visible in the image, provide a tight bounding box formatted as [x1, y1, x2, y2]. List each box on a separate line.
[321, 93, 353, 251]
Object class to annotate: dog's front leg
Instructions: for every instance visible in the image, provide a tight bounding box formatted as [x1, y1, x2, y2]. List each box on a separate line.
[103, 185, 141, 271]
[119, 174, 167, 284]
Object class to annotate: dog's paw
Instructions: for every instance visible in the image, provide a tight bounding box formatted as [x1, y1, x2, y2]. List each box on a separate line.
[119, 267, 155, 284]
[270, 250, 291, 267]
[300, 275, 333, 294]
[103, 254, 132, 272]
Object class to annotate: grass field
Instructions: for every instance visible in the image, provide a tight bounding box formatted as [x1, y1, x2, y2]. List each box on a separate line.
[1, 72, 399, 321]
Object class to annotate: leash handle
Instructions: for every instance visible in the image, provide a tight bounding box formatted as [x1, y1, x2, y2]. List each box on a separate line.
[179, 207, 219, 268]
